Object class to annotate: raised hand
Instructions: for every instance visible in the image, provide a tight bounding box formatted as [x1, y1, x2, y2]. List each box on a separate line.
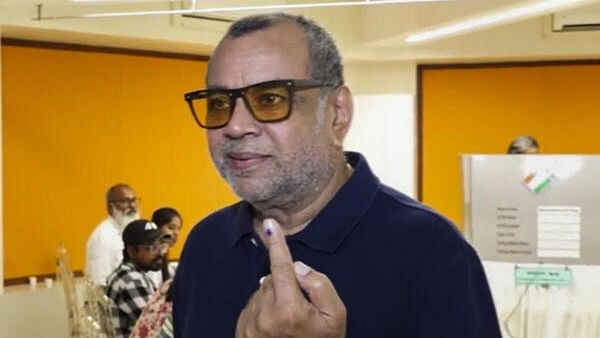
[235, 218, 346, 338]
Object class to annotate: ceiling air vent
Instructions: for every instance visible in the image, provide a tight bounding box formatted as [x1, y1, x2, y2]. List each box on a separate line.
[552, 3, 600, 32]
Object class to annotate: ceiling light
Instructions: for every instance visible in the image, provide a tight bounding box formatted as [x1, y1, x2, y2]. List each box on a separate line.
[405, 0, 595, 43]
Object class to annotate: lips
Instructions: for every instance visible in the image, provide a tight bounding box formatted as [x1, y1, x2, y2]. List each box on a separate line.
[227, 152, 270, 171]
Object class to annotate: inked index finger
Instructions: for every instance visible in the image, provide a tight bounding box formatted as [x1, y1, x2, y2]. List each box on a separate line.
[262, 218, 302, 303]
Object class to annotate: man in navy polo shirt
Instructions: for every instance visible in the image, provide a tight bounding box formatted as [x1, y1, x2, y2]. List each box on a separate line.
[175, 12, 502, 338]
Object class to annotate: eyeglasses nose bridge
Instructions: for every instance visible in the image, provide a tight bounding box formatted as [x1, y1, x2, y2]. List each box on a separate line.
[227, 88, 257, 120]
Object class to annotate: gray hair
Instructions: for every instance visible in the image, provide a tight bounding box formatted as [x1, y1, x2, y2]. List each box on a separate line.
[507, 135, 539, 154]
[106, 183, 133, 203]
[224, 13, 344, 88]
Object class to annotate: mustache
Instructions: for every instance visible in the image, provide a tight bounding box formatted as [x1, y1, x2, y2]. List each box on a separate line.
[152, 257, 164, 264]
[218, 140, 271, 155]
[124, 208, 137, 216]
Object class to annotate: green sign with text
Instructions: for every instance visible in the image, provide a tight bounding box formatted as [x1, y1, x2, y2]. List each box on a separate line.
[514, 267, 573, 287]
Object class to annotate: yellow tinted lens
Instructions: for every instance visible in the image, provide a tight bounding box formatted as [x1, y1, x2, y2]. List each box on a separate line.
[202, 92, 231, 127]
[246, 84, 290, 121]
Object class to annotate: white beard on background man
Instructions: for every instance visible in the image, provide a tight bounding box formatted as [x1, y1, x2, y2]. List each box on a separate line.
[110, 204, 140, 228]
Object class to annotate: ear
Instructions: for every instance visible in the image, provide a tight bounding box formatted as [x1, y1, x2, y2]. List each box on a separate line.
[126, 246, 137, 260]
[330, 85, 353, 148]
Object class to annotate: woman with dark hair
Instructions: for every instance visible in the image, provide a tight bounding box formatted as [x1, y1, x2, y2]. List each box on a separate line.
[152, 207, 182, 248]
[130, 207, 182, 338]
[152, 207, 182, 281]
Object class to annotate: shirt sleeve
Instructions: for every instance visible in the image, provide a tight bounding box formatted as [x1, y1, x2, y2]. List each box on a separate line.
[86, 223, 124, 285]
[130, 279, 173, 338]
[86, 231, 112, 285]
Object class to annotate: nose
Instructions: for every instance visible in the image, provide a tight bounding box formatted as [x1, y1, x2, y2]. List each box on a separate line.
[222, 97, 260, 139]
[170, 233, 178, 245]
[127, 203, 138, 213]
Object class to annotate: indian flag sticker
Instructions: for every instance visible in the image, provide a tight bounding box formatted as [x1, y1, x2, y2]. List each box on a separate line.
[523, 171, 554, 194]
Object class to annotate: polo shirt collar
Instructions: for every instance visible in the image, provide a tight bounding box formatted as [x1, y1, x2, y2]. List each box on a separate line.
[293, 152, 380, 253]
[229, 201, 255, 248]
[228, 151, 380, 253]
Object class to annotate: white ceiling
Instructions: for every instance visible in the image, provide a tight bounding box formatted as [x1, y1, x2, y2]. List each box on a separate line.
[1, 0, 600, 62]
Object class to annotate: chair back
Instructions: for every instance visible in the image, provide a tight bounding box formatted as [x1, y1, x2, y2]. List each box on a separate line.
[82, 280, 116, 338]
[56, 243, 84, 337]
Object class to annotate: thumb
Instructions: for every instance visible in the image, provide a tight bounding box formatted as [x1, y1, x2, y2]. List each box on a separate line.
[293, 261, 346, 319]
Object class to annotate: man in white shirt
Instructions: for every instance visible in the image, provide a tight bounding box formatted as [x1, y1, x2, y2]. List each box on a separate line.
[86, 183, 140, 285]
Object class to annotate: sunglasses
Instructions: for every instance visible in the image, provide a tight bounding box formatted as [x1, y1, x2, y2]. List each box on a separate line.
[184, 79, 330, 129]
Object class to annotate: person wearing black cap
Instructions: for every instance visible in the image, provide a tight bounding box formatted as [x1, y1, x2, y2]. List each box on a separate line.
[105, 219, 170, 338]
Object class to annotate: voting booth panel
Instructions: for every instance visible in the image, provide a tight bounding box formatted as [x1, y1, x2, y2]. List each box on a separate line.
[463, 155, 600, 265]
[462, 155, 600, 338]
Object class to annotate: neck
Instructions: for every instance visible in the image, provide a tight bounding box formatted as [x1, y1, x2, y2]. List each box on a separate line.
[253, 159, 352, 238]
[128, 259, 150, 272]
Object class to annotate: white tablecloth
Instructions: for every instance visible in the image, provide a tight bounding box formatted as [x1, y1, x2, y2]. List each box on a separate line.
[483, 261, 600, 338]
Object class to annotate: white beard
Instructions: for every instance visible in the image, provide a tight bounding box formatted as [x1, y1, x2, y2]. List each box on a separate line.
[111, 206, 140, 228]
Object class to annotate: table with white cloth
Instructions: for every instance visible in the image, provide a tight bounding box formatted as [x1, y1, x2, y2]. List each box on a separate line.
[484, 261, 600, 338]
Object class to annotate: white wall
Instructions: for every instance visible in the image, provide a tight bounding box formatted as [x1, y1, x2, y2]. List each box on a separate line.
[345, 61, 417, 94]
[345, 94, 415, 197]
[344, 61, 417, 197]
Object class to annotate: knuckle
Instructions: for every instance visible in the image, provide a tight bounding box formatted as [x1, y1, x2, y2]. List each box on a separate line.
[271, 306, 305, 335]
[256, 312, 286, 337]
[270, 261, 293, 275]
[312, 278, 326, 290]
[236, 317, 255, 338]
[269, 240, 287, 253]
[241, 327, 253, 338]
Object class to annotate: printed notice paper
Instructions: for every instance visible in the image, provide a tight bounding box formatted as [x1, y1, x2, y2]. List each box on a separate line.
[537, 206, 581, 259]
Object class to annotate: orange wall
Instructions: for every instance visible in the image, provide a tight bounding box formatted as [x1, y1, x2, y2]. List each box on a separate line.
[421, 63, 600, 229]
[2, 43, 239, 280]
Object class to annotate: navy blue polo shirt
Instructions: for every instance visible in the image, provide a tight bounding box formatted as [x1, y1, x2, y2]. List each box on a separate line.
[173, 152, 501, 338]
